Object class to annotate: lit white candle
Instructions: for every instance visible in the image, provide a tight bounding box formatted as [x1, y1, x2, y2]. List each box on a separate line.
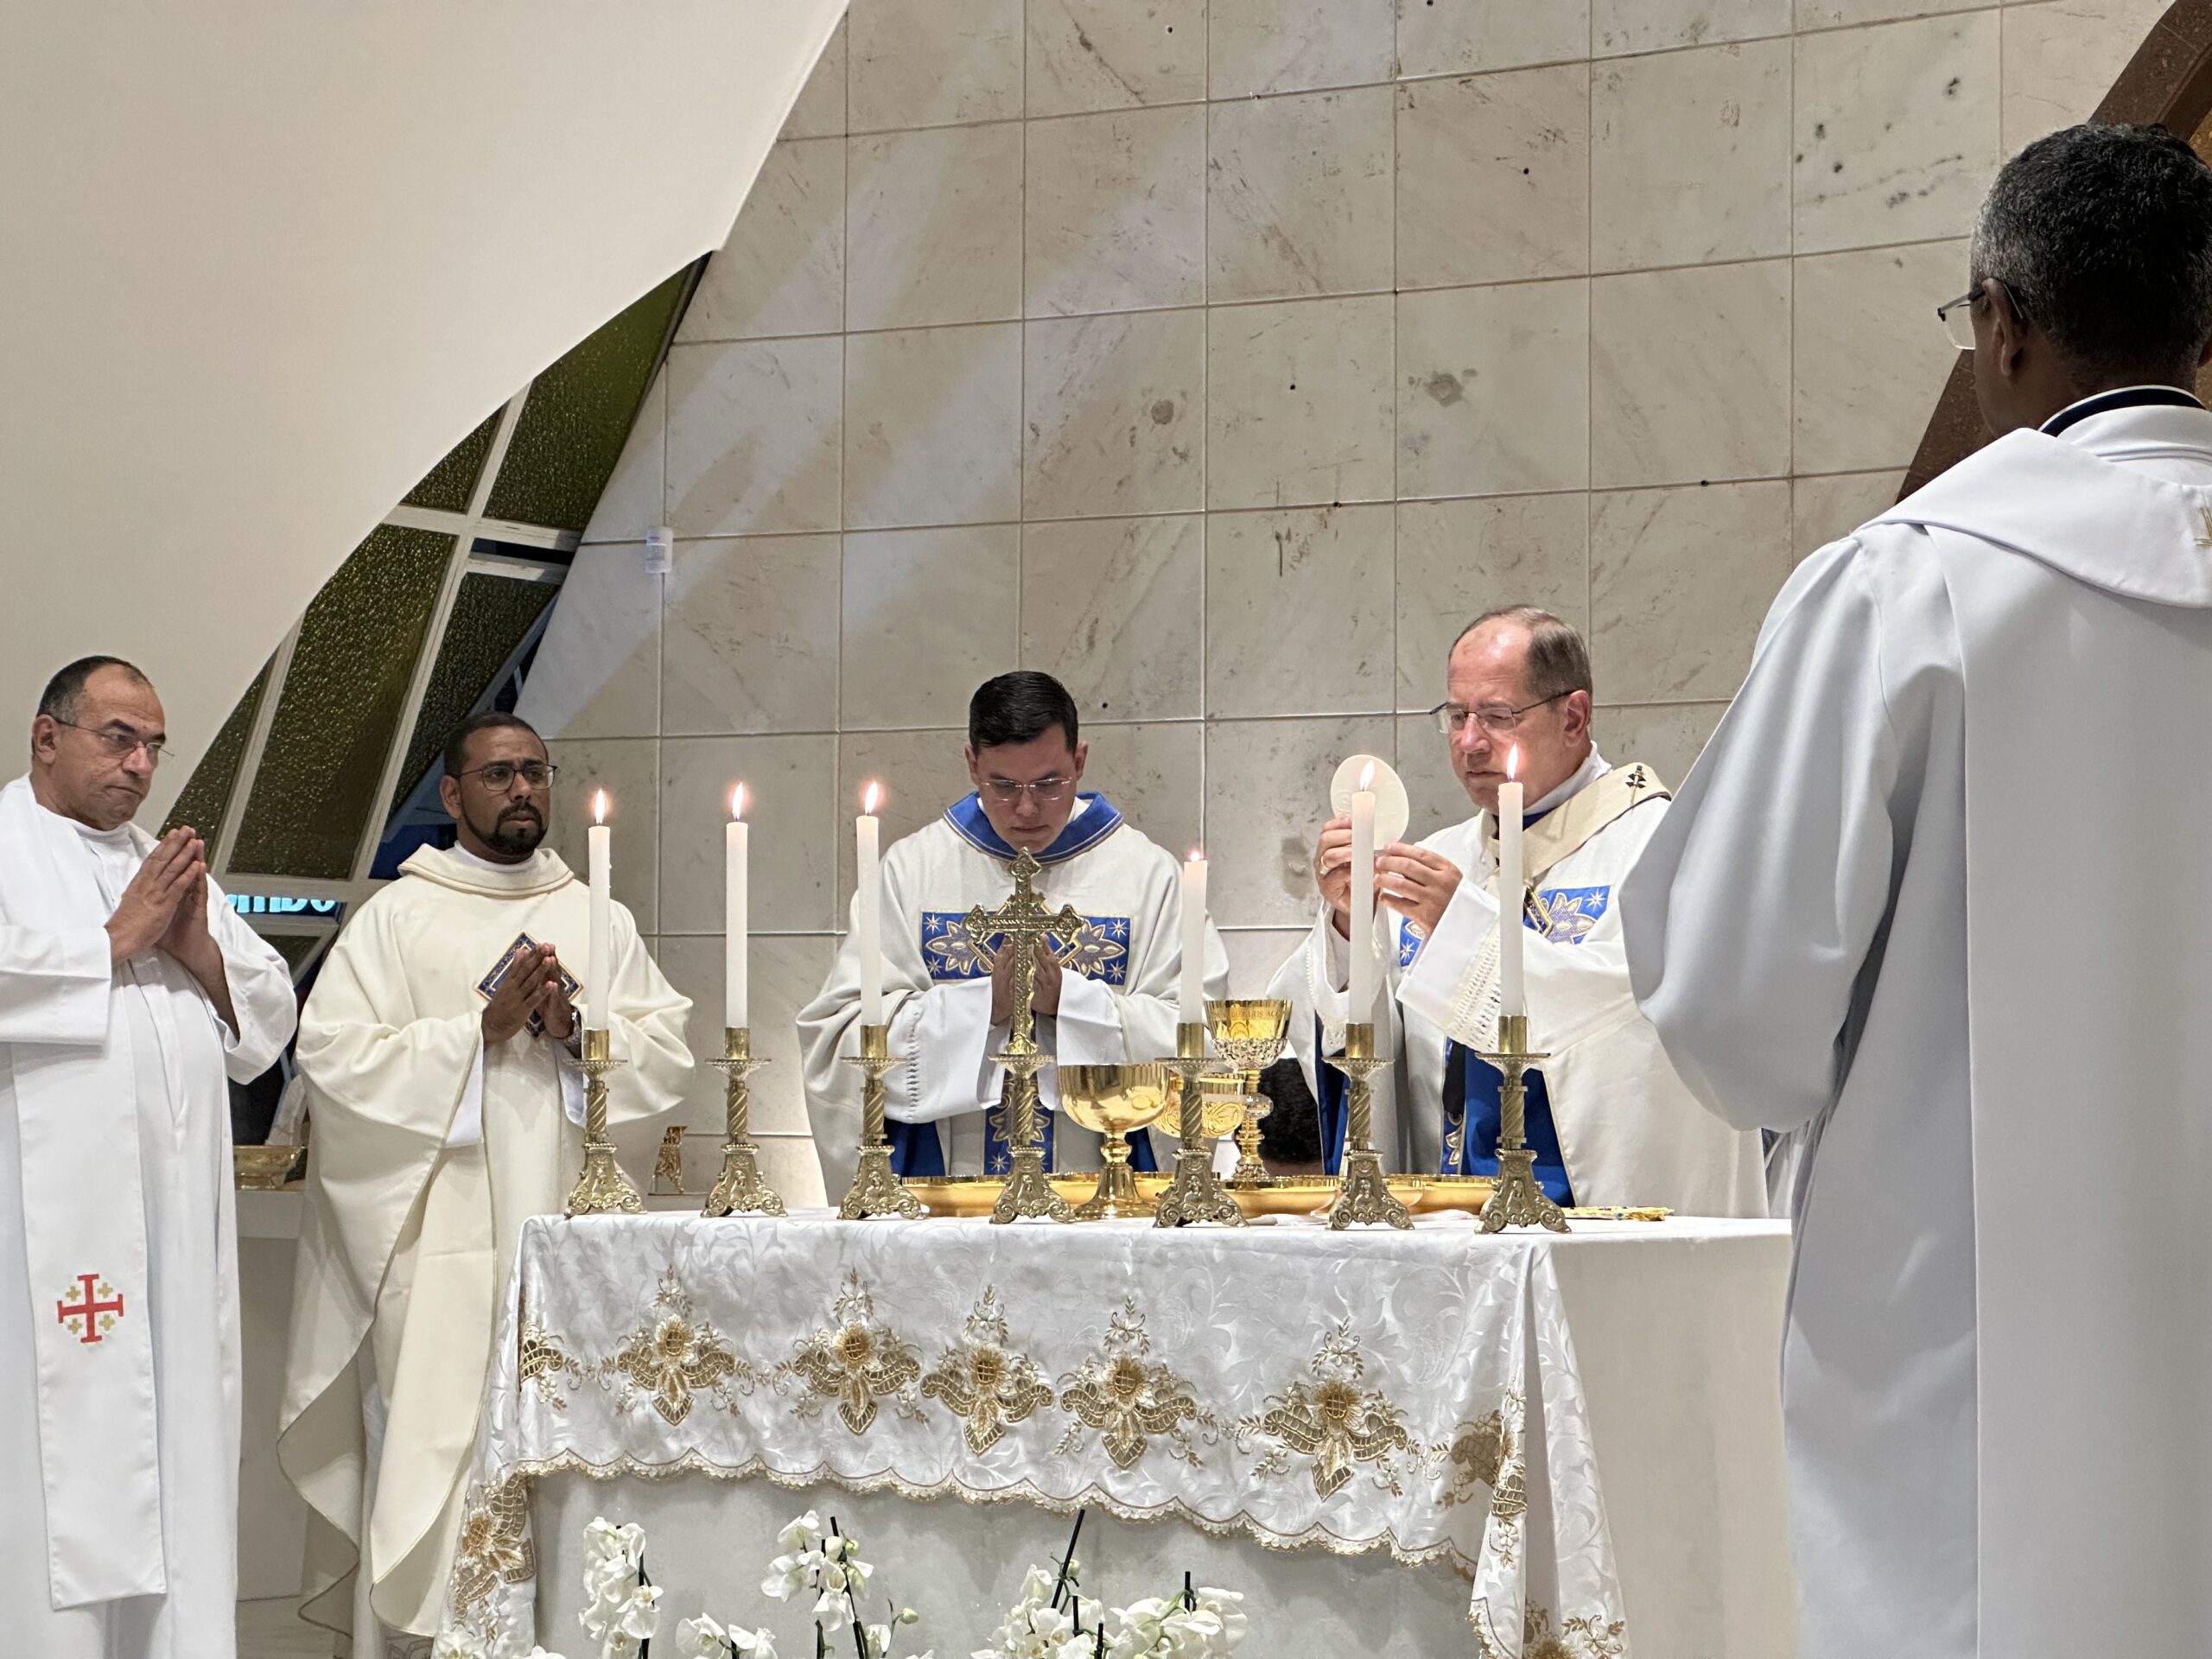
[725, 784, 748, 1029]
[586, 789, 612, 1032]
[856, 781, 884, 1027]
[1179, 849, 1207, 1024]
[1497, 747, 1526, 1020]
[1349, 760, 1377, 1016]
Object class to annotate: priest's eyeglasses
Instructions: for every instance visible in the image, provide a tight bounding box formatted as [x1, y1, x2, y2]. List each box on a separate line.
[1936, 280, 2025, 352]
[50, 720, 166, 766]
[1428, 694, 1567, 737]
[455, 760, 558, 791]
[981, 775, 1075, 803]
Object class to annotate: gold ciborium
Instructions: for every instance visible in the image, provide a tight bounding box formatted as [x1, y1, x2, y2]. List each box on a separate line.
[1059, 1064, 1173, 1219]
[1206, 998, 1292, 1186]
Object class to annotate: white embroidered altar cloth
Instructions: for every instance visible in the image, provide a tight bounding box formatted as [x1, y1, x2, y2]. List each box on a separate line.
[441, 1214, 1781, 1657]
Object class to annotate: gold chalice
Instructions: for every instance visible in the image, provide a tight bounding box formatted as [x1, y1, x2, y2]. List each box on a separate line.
[1147, 1071, 1249, 1142]
[1206, 998, 1293, 1187]
[1059, 1065, 1173, 1219]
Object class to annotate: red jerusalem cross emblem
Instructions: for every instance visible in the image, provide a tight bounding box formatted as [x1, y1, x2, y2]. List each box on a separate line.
[57, 1274, 124, 1344]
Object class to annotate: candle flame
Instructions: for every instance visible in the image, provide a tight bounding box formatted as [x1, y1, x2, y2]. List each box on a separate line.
[1187, 847, 1204, 865]
[862, 780, 882, 816]
[1506, 747, 1521, 783]
[730, 782, 747, 822]
[1357, 759, 1376, 791]
[592, 788, 609, 824]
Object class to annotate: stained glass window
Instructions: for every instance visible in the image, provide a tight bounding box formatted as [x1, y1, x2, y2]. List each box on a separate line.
[388, 571, 558, 814]
[403, 410, 504, 513]
[164, 659, 269, 839]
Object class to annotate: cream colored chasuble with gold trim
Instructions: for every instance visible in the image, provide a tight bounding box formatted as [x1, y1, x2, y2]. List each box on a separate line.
[279, 843, 690, 1648]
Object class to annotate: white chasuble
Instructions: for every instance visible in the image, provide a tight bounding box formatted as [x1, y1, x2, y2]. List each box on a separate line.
[0, 776, 296, 1659]
[280, 843, 690, 1647]
[1621, 394, 2212, 1659]
[1265, 753, 1763, 1215]
[798, 793, 1228, 1192]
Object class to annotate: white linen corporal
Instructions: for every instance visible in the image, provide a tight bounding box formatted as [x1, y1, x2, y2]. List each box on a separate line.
[798, 798, 1228, 1191]
[1621, 393, 2212, 1659]
[0, 775, 295, 1659]
[1268, 753, 1764, 1214]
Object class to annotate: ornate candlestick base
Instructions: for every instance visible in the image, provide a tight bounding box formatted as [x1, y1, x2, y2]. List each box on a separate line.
[992, 1051, 1073, 1224]
[840, 1025, 923, 1220]
[1153, 1023, 1243, 1228]
[1325, 1022, 1411, 1230]
[567, 1027, 645, 1217]
[1477, 1014, 1567, 1235]
[702, 1027, 783, 1217]
[1229, 1101, 1272, 1188]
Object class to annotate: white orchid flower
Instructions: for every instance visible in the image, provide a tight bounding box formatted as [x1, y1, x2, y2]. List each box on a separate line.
[430, 1632, 488, 1659]
[777, 1510, 823, 1554]
[678, 1611, 730, 1657]
[762, 1551, 810, 1603]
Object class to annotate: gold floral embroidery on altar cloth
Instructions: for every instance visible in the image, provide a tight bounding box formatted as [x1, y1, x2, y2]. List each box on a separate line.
[1475, 1600, 1626, 1659]
[448, 1474, 536, 1620]
[1056, 1297, 1215, 1471]
[919, 1287, 1056, 1455]
[1237, 1319, 1434, 1500]
[518, 1319, 583, 1412]
[1443, 1388, 1529, 1565]
[781, 1269, 924, 1436]
[603, 1269, 757, 1427]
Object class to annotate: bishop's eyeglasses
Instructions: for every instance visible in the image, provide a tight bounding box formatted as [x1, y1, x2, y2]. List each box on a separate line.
[454, 760, 559, 791]
[1427, 693, 1567, 737]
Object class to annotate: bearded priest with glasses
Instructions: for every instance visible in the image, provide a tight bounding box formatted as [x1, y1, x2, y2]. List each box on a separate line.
[799, 671, 1227, 1189]
[1266, 607, 1763, 1217]
[278, 710, 691, 1656]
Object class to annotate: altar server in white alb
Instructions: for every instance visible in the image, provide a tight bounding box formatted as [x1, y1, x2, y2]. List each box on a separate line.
[1269, 608, 1761, 1214]
[280, 711, 691, 1654]
[0, 656, 296, 1659]
[1622, 125, 2212, 1659]
[800, 671, 1227, 1191]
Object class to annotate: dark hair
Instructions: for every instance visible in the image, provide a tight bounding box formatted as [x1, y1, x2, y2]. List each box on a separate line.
[1450, 606, 1593, 703]
[1255, 1058, 1324, 1166]
[1972, 124, 2212, 382]
[38, 656, 149, 722]
[968, 671, 1079, 753]
[442, 710, 543, 779]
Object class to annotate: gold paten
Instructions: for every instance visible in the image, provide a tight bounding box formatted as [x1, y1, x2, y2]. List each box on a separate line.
[1324, 1021, 1411, 1230]
[702, 1027, 784, 1217]
[566, 1026, 644, 1217]
[232, 1143, 306, 1190]
[1476, 1014, 1568, 1234]
[1059, 1063, 1173, 1219]
[839, 1023, 923, 1220]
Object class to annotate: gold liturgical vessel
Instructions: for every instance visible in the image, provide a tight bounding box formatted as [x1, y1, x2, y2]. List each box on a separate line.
[1206, 999, 1293, 1186]
[1323, 1022, 1410, 1230]
[1153, 1021, 1243, 1227]
[1476, 1014, 1567, 1233]
[1059, 1064, 1173, 1219]
[566, 1027, 645, 1217]
[702, 1027, 783, 1217]
[840, 1022, 923, 1219]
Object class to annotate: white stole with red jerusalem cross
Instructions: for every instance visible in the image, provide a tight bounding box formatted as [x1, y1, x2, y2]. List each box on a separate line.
[0, 776, 165, 1605]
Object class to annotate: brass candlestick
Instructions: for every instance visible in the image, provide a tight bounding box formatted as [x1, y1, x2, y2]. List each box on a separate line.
[566, 1027, 644, 1217]
[702, 1027, 783, 1217]
[1477, 1014, 1567, 1234]
[1153, 1021, 1243, 1228]
[839, 1023, 923, 1220]
[1208, 998, 1292, 1188]
[1324, 1021, 1410, 1230]
[965, 851, 1080, 1225]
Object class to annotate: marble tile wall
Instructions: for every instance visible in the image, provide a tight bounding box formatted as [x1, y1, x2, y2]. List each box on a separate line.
[519, 0, 2162, 1192]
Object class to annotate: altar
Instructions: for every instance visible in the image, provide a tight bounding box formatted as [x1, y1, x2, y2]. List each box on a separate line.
[437, 1211, 1794, 1658]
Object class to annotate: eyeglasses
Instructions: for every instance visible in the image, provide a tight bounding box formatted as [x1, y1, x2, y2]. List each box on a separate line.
[454, 760, 557, 791]
[1936, 280, 2025, 352]
[51, 719, 166, 766]
[1427, 693, 1567, 738]
[981, 775, 1074, 804]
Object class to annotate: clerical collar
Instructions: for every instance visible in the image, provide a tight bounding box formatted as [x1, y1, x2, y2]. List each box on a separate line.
[448, 841, 533, 874]
[944, 791, 1123, 866]
[2041, 385, 2205, 439]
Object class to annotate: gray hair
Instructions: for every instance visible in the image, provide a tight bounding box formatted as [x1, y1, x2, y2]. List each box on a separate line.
[1970, 124, 2212, 382]
[1451, 607, 1592, 703]
[37, 656, 149, 723]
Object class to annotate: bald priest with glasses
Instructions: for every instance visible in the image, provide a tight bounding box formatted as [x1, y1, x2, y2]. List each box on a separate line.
[800, 671, 1228, 1191]
[1268, 607, 1763, 1216]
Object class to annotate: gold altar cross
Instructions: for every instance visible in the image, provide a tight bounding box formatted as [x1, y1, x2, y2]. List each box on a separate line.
[962, 849, 1083, 1221]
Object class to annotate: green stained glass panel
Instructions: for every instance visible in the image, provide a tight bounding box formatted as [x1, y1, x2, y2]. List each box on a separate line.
[403, 410, 503, 513]
[388, 572, 558, 815]
[164, 660, 269, 840]
[266, 932, 330, 976]
[483, 267, 690, 531]
[230, 525, 454, 879]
